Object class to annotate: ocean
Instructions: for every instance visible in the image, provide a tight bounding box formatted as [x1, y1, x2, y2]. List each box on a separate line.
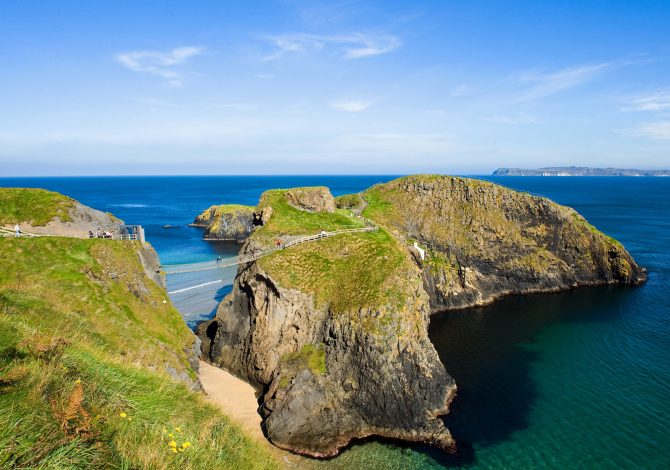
[1, 175, 668, 469]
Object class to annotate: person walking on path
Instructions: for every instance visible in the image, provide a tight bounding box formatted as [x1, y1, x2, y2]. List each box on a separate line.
[14, 224, 20, 237]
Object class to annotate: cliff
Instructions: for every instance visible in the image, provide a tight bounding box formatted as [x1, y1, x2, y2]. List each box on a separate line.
[192, 204, 256, 242]
[0, 191, 277, 468]
[0, 187, 124, 238]
[197, 177, 645, 458]
[363, 175, 646, 310]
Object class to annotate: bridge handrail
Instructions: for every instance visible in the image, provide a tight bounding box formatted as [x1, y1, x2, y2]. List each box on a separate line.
[161, 226, 377, 274]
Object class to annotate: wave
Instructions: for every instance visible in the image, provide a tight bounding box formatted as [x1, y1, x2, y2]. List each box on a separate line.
[109, 203, 149, 208]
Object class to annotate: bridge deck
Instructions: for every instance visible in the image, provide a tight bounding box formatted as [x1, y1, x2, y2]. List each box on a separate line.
[161, 226, 377, 275]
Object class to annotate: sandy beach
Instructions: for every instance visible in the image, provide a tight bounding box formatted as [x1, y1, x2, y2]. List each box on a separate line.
[199, 360, 307, 467]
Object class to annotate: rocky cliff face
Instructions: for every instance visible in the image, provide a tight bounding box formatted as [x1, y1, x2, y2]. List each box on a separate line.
[285, 186, 336, 213]
[197, 176, 646, 458]
[198, 260, 456, 457]
[191, 204, 255, 242]
[363, 175, 646, 310]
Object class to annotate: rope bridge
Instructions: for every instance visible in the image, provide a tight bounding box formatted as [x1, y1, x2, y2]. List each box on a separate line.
[161, 226, 378, 276]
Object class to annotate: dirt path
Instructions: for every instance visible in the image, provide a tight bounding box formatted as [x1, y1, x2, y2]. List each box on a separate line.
[198, 360, 309, 468]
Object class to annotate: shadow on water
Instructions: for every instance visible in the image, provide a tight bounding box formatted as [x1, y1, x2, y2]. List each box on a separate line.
[425, 284, 641, 467]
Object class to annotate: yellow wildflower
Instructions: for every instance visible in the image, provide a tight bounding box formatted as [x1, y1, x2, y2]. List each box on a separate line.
[169, 441, 177, 447]
[119, 412, 127, 418]
[171, 448, 177, 454]
[182, 442, 191, 448]
[168, 433, 174, 438]
[75, 378, 81, 384]
[175, 427, 181, 433]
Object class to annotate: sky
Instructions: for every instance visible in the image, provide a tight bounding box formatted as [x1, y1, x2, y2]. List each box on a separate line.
[1, 0, 669, 176]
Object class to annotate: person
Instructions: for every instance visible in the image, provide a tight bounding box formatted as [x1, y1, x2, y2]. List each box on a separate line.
[216, 256, 222, 265]
[95, 229, 100, 238]
[14, 224, 20, 237]
[320, 230, 327, 238]
[88, 230, 94, 238]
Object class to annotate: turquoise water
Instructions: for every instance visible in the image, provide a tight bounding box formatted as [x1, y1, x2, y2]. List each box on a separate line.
[1, 176, 668, 468]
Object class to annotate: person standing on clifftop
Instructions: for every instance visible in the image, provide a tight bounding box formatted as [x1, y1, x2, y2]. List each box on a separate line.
[14, 224, 20, 237]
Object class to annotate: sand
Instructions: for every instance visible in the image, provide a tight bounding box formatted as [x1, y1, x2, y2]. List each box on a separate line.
[198, 360, 308, 468]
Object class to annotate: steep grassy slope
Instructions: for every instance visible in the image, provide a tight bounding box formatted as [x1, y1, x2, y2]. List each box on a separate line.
[0, 188, 75, 225]
[0, 237, 277, 469]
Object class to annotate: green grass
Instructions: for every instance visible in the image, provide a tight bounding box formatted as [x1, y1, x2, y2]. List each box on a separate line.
[281, 344, 327, 376]
[334, 193, 363, 210]
[0, 188, 75, 226]
[258, 229, 414, 313]
[255, 189, 364, 239]
[0, 237, 277, 469]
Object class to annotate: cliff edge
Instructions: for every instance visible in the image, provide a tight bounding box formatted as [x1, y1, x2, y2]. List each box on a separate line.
[197, 177, 645, 458]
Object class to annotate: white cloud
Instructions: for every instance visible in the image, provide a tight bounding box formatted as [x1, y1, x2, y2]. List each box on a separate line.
[116, 46, 204, 86]
[262, 33, 400, 61]
[513, 63, 610, 102]
[329, 100, 371, 112]
[622, 89, 670, 111]
[625, 121, 670, 140]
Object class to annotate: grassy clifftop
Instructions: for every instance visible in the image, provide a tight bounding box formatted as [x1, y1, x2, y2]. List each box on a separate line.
[0, 188, 75, 226]
[250, 187, 419, 315]
[0, 237, 276, 469]
[254, 188, 365, 239]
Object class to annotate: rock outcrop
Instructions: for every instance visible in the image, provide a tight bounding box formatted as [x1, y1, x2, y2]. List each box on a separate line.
[363, 175, 646, 310]
[191, 204, 255, 242]
[197, 175, 646, 458]
[199, 258, 456, 457]
[285, 187, 336, 213]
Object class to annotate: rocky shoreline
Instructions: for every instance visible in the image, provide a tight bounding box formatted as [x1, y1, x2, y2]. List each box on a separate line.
[196, 175, 646, 458]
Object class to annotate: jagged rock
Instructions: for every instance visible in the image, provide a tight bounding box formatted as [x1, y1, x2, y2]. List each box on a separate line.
[191, 204, 255, 242]
[197, 175, 646, 458]
[199, 261, 456, 457]
[285, 187, 336, 213]
[364, 175, 646, 310]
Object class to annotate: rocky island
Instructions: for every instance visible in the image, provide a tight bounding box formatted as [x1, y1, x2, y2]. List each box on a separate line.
[197, 175, 646, 457]
[191, 204, 256, 242]
[493, 166, 670, 176]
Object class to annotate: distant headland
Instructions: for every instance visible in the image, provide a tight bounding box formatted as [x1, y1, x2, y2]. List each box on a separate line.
[493, 166, 670, 176]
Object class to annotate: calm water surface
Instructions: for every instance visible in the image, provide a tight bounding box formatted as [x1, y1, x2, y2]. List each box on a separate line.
[1, 175, 668, 469]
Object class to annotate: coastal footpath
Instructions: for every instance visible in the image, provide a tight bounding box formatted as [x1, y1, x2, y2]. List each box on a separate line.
[0, 188, 278, 468]
[197, 175, 646, 457]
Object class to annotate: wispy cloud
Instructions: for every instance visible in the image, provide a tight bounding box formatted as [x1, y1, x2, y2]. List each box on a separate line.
[449, 84, 470, 97]
[329, 100, 372, 112]
[116, 46, 204, 86]
[513, 63, 610, 102]
[622, 89, 670, 111]
[262, 32, 400, 61]
[484, 113, 537, 124]
[624, 121, 670, 140]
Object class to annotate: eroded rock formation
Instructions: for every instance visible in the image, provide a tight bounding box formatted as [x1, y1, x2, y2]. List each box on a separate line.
[197, 175, 646, 458]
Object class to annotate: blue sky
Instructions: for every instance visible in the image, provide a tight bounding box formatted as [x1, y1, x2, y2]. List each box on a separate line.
[1, 0, 669, 175]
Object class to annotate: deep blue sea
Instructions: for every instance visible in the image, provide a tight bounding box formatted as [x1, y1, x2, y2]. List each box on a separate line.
[1, 175, 668, 469]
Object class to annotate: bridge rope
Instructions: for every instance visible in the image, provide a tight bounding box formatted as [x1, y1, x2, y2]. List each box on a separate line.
[161, 226, 378, 275]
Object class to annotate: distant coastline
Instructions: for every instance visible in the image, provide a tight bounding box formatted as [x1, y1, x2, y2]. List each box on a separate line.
[493, 166, 670, 177]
